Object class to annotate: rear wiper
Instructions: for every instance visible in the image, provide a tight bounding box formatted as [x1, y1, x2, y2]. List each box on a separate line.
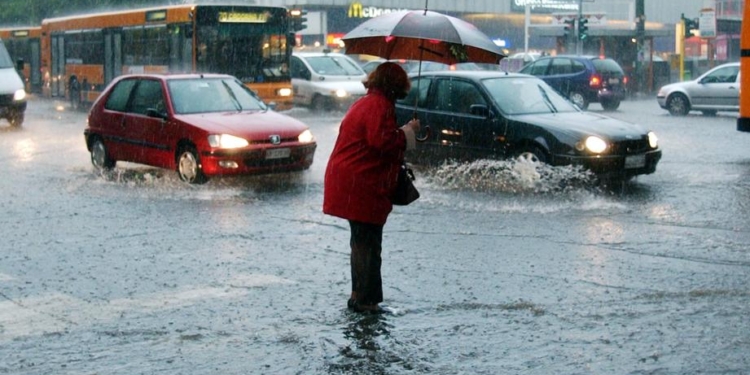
[537, 84, 557, 113]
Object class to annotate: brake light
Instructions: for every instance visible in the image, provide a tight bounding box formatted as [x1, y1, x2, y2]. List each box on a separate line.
[590, 74, 602, 87]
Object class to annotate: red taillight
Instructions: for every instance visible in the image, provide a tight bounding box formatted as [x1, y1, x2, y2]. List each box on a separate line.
[623, 76, 629, 85]
[590, 74, 601, 87]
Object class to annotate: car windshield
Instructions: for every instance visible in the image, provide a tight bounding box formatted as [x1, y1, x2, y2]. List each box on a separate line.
[482, 76, 579, 115]
[0, 42, 12, 68]
[592, 59, 624, 76]
[306, 55, 364, 76]
[167, 78, 267, 115]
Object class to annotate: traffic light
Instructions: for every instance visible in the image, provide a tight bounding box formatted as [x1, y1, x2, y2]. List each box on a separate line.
[289, 8, 308, 32]
[578, 17, 589, 40]
[563, 18, 575, 39]
[681, 13, 699, 38]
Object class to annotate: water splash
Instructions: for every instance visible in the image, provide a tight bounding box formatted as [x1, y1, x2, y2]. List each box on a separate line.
[418, 158, 599, 194]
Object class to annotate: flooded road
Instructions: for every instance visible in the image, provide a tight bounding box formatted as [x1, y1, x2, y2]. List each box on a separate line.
[1, 96, 749, 374]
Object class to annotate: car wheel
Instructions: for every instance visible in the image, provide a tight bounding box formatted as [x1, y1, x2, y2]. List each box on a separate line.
[515, 145, 548, 164]
[9, 112, 24, 127]
[666, 93, 690, 116]
[311, 95, 329, 111]
[90, 137, 116, 170]
[569, 91, 589, 110]
[601, 99, 621, 111]
[702, 110, 717, 116]
[176, 145, 208, 184]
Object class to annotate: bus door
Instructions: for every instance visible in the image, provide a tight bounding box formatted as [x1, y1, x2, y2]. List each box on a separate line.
[103, 28, 122, 86]
[169, 24, 192, 73]
[50, 34, 65, 97]
[29, 38, 41, 93]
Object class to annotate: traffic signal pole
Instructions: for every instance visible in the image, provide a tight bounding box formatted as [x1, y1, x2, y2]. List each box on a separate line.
[576, 0, 583, 55]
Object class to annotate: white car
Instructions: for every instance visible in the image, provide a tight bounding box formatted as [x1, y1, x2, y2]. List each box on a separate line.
[656, 62, 740, 116]
[290, 51, 367, 111]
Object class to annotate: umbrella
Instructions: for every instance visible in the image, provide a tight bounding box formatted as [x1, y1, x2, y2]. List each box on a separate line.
[342, 6, 505, 141]
[341, 9, 505, 66]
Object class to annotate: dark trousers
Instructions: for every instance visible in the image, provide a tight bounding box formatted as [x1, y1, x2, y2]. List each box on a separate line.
[348, 220, 384, 305]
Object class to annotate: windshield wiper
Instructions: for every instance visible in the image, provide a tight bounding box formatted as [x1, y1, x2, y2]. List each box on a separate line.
[221, 81, 243, 112]
[537, 84, 557, 113]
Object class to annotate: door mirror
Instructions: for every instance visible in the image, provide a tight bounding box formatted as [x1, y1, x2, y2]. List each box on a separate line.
[146, 108, 168, 120]
[469, 104, 490, 118]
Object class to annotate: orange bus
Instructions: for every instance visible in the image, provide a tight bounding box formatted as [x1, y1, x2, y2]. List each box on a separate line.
[40, 4, 295, 109]
[0, 27, 42, 93]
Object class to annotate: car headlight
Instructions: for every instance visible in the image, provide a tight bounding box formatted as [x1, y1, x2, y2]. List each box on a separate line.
[13, 89, 26, 101]
[208, 134, 249, 149]
[333, 89, 348, 98]
[648, 131, 658, 148]
[278, 88, 292, 97]
[298, 129, 314, 143]
[577, 136, 608, 154]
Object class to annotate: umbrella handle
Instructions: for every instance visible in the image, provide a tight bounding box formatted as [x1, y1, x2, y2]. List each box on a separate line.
[416, 125, 431, 142]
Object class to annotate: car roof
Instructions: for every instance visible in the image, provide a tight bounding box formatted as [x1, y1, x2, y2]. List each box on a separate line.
[293, 51, 351, 58]
[114, 73, 234, 81]
[407, 70, 532, 80]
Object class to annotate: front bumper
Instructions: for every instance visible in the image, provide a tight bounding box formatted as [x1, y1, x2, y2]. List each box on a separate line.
[555, 149, 662, 179]
[656, 95, 667, 109]
[200, 143, 317, 176]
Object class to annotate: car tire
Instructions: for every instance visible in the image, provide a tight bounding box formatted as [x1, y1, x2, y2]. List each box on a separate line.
[701, 110, 717, 116]
[568, 91, 589, 110]
[600, 99, 621, 111]
[666, 93, 690, 116]
[515, 145, 548, 164]
[311, 95, 329, 111]
[90, 137, 116, 170]
[9, 112, 24, 128]
[176, 145, 208, 184]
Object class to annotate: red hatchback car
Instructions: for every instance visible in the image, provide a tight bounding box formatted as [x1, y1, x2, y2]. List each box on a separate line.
[85, 74, 316, 184]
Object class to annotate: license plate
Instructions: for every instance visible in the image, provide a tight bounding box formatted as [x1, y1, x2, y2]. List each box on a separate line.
[625, 154, 646, 169]
[265, 148, 290, 159]
[608, 78, 620, 85]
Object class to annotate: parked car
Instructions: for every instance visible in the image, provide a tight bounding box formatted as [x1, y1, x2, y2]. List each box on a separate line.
[394, 71, 661, 181]
[361, 58, 483, 75]
[518, 55, 627, 111]
[656, 62, 740, 116]
[85, 73, 317, 184]
[499, 52, 542, 72]
[0, 38, 26, 127]
[290, 51, 367, 110]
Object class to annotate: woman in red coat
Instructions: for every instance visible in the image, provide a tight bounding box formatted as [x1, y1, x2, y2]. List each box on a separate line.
[323, 62, 420, 313]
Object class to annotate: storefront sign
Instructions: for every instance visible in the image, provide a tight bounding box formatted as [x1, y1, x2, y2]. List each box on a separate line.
[347, 2, 408, 18]
[511, 0, 579, 14]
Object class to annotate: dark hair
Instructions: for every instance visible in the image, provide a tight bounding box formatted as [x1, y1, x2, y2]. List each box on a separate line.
[363, 62, 411, 100]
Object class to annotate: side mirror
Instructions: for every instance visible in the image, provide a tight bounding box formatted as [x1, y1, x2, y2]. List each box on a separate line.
[146, 108, 168, 120]
[469, 104, 491, 118]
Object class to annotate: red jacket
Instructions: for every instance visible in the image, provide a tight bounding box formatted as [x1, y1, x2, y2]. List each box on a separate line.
[323, 88, 407, 225]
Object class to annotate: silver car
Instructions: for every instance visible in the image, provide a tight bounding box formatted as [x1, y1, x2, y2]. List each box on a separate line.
[290, 51, 367, 111]
[656, 62, 740, 116]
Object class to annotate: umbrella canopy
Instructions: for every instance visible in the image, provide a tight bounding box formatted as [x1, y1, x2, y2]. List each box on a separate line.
[342, 10, 505, 65]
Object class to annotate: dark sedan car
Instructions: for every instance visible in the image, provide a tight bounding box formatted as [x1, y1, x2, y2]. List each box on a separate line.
[395, 71, 661, 181]
[85, 73, 317, 184]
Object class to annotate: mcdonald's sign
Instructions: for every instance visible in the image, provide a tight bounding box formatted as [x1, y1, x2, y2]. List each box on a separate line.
[348, 2, 408, 18]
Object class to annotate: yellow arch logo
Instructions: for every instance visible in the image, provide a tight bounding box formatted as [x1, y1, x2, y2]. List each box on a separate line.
[348, 2, 364, 18]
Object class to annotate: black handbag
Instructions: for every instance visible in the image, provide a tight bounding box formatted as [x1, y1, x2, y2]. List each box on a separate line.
[391, 163, 420, 206]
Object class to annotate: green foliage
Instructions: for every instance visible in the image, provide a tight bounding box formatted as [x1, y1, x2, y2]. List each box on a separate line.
[0, 0, 177, 26]
[449, 43, 468, 63]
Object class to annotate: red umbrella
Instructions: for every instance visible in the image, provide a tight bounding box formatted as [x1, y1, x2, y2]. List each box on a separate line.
[341, 9, 505, 65]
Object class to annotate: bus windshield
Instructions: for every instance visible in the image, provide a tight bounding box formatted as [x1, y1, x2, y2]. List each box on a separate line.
[197, 24, 289, 84]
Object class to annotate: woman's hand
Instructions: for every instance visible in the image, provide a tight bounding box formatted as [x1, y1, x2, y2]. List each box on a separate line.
[400, 119, 421, 150]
